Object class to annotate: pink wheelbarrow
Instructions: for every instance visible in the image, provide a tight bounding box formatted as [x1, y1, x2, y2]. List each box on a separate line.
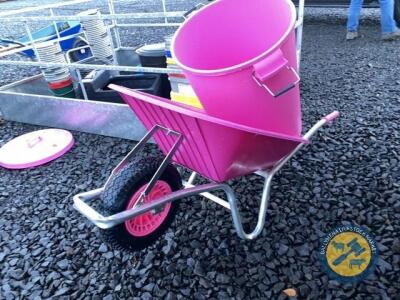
[73, 0, 339, 251]
[73, 85, 339, 251]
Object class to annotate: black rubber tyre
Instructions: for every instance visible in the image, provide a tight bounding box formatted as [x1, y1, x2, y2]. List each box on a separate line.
[395, 0, 400, 27]
[100, 156, 182, 251]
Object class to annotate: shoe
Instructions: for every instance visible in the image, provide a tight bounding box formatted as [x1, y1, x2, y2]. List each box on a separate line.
[382, 29, 400, 41]
[346, 31, 359, 40]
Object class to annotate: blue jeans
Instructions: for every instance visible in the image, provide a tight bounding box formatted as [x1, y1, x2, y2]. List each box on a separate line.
[347, 0, 398, 33]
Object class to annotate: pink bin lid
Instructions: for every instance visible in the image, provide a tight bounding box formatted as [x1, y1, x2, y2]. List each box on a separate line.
[0, 129, 74, 169]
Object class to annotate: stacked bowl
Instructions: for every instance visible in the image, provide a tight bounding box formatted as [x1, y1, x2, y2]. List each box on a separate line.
[78, 9, 113, 63]
[47, 77, 75, 98]
[35, 40, 75, 98]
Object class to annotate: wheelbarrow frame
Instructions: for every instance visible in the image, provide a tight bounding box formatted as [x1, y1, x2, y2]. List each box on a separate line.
[73, 111, 339, 241]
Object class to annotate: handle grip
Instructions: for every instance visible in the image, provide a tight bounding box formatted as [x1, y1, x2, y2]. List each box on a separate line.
[252, 49, 300, 98]
[26, 136, 43, 148]
[273, 83, 296, 98]
[323, 111, 340, 123]
[252, 66, 300, 98]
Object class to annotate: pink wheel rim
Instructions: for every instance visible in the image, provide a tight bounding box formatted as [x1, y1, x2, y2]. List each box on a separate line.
[125, 180, 172, 237]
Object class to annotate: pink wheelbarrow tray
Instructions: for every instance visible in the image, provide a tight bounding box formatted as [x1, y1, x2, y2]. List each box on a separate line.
[73, 85, 340, 251]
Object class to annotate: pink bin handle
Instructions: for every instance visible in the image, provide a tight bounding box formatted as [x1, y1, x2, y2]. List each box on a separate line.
[323, 111, 340, 123]
[253, 49, 289, 81]
[252, 49, 300, 98]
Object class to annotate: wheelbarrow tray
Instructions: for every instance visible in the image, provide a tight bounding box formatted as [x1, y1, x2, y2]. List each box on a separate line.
[109, 84, 307, 182]
[19, 21, 81, 57]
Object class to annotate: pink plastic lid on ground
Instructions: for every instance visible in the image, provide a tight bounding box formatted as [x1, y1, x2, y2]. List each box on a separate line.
[0, 129, 74, 169]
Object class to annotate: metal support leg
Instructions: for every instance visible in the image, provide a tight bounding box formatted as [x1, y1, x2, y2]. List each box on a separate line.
[104, 125, 182, 190]
[74, 125, 182, 221]
[187, 172, 197, 185]
[228, 111, 340, 239]
[104, 126, 157, 183]
[184, 111, 340, 240]
[220, 181, 272, 240]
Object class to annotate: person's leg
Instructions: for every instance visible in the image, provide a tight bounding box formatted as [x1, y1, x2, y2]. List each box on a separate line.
[379, 0, 398, 33]
[347, 0, 364, 32]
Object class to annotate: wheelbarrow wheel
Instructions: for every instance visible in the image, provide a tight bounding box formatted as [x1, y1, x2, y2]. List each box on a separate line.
[100, 156, 182, 251]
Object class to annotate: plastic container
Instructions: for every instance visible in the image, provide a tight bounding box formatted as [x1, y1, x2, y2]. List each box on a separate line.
[167, 61, 185, 78]
[48, 76, 73, 89]
[136, 43, 170, 97]
[172, 0, 301, 136]
[58, 89, 76, 98]
[51, 85, 74, 95]
[170, 91, 203, 109]
[105, 75, 162, 94]
[136, 43, 167, 68]
[78, 9, 114, 62]
[168, 71, 185, 79]
[166, 57, 176, 65]
[169, 76, 196, 95]
[36, 40, 72, 83]
[50, 84, 76, 98]
[84, 74, 163, 103]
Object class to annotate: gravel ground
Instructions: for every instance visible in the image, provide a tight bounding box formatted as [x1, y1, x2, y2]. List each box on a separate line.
[1, 1, 400, 299]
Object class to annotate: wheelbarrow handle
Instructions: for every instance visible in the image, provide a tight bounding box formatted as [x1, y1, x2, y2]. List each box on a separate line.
[323, 111, 340, 123]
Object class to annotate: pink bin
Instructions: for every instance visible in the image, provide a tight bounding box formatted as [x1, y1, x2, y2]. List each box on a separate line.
[172, 0, 301, 137]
